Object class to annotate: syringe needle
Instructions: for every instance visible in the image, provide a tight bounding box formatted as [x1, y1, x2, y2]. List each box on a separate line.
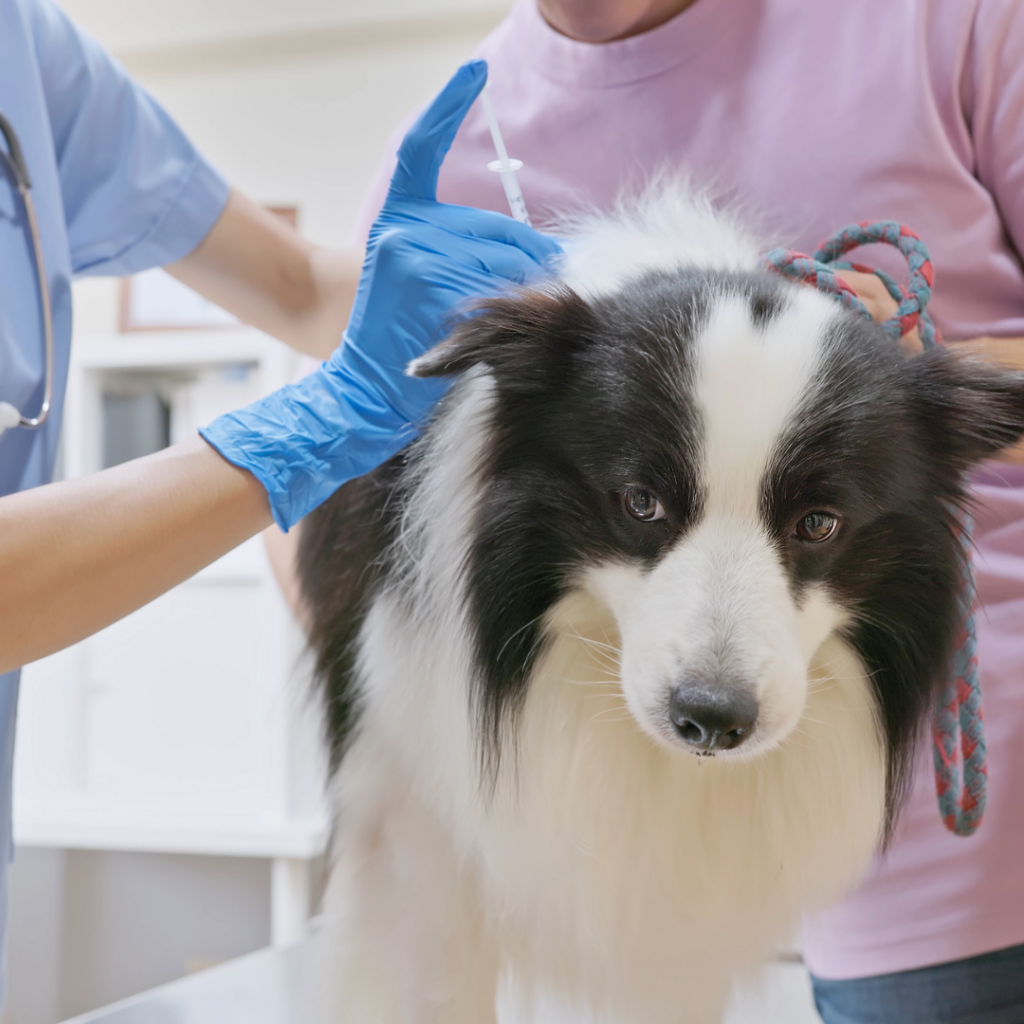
[480, 85, 531, 226]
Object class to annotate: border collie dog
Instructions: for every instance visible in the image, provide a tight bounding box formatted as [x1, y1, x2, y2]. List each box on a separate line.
[299, 186, 1024, 1023]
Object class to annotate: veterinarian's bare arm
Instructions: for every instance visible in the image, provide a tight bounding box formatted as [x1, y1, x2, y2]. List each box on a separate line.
[0, 437, 272, 674]
[167, 190, 363, 360]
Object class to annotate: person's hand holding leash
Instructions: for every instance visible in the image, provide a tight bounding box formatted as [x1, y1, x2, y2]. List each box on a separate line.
[201, 60, 561, 530]
[836, 269, 923, 354]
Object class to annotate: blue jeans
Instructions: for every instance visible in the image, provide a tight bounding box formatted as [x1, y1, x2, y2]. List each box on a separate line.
[812, 944, 1024, 1024]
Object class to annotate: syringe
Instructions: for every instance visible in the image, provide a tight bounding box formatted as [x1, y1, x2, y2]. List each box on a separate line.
[479, 85, 531, 226]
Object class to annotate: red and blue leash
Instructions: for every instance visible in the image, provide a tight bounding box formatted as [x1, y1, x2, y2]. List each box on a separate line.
[765, 222, 985, 838]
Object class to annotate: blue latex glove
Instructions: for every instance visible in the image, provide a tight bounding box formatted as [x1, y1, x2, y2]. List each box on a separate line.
[200, 60, 561, 530]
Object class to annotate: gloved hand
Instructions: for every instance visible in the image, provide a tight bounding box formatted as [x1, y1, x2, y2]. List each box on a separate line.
[200, 59, 561, 530]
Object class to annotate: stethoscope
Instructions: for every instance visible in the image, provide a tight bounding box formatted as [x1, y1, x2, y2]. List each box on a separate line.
[0, 108, 54, 437]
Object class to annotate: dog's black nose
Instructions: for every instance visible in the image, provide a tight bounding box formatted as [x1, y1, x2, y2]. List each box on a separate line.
[669, 684, 758, 752]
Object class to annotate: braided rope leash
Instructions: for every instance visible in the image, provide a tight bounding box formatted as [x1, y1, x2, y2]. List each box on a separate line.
[765, 221, 986, 838]
[933, 525, 986, 836]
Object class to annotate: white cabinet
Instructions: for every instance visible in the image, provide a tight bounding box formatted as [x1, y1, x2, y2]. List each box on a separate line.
[13, 329, 328, 946]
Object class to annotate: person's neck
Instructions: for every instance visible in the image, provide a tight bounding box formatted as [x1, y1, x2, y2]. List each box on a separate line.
[536, 0, 699, 42]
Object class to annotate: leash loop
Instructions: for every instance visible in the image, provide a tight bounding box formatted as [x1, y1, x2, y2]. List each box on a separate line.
[764, 220, 940, 347]
[764, 221, 984, 837]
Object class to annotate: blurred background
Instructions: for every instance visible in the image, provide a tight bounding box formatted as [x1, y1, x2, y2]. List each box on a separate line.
[5, 2, 509, 1021]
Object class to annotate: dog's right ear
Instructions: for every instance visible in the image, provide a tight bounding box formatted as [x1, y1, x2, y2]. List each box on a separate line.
[408, 285, 595, 388]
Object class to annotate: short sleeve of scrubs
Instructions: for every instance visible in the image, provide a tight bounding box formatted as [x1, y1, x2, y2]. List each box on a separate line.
[27, 0, 230, 276]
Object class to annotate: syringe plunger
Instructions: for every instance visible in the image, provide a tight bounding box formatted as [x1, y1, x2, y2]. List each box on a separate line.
[480, 87, 531, 226]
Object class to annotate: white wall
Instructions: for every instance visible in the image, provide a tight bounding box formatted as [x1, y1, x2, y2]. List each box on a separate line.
[8, 3, 509, 1021]
[59, 0, 509, 52]
[8, 849, 274, 1022]
[5, 850, 66, 1024]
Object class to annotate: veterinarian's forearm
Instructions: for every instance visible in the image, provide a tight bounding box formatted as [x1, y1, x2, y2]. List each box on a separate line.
[167, 190, 363, 360]
[956, 337, 1024, 463]
[0, 437, 272, 674]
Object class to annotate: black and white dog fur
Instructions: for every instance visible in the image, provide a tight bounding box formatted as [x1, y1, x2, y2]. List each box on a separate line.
[299, 185, 1024, 1023]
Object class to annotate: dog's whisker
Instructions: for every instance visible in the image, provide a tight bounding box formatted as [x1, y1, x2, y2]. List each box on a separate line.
[580, 692, 628, 704]
[561, 624, 622, 655]
[588, 708, 637, 725]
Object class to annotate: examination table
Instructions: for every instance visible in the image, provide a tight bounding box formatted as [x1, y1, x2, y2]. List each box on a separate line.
[58, 938, 819, 1023]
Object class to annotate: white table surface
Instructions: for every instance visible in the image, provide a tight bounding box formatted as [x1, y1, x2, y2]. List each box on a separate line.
[61, 939, 821, 1024]
[60, 942, 310, 1024]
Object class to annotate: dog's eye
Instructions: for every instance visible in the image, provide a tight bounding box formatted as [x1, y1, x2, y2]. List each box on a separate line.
[621, 486, 666, 522]
[795, 511, 839, 543]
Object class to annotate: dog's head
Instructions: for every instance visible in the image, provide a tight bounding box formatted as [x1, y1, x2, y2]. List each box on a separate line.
[412, 269, 1024, 818]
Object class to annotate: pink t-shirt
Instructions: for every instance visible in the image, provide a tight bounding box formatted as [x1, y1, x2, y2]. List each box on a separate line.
[356, 0, 1024, 979]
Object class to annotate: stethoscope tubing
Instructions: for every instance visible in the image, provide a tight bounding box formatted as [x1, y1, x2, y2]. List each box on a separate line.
[0, 108, 54, 430]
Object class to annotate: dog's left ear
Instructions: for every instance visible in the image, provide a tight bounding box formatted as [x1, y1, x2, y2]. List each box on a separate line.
[409, 285, 595, 387]
[906, 347, 1024, 468]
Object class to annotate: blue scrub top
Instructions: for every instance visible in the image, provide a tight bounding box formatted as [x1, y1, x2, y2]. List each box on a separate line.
[0, 0, 229, 999]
